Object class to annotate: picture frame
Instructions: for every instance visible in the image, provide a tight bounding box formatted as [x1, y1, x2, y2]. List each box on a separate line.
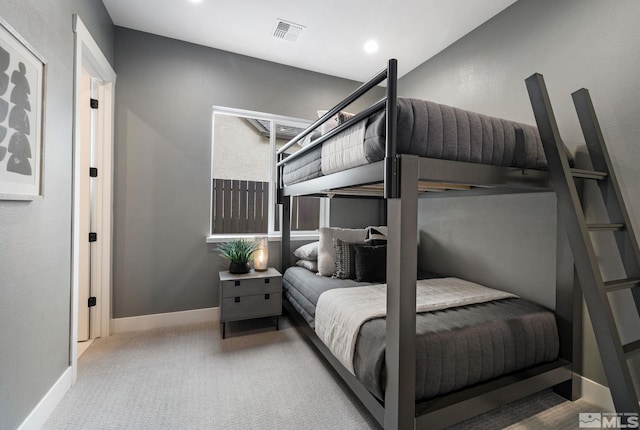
[0, 17, 46, 200]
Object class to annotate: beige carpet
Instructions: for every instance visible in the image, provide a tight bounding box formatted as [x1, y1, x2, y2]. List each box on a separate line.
[44, 317, 604, 429]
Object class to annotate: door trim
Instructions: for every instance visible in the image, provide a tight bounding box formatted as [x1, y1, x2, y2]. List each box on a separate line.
[71, 15, 116, 382]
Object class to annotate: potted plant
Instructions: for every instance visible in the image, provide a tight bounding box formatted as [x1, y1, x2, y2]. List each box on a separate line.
[218, 239, 259, 274]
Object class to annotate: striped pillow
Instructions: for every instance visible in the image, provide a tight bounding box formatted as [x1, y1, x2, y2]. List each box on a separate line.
[333, 238, 356, 279]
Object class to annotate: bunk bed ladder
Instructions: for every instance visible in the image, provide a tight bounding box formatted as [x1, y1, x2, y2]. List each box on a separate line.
[526, 73, 640, 416]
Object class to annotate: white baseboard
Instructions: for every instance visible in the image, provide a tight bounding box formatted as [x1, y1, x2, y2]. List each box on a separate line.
[578, 375, 615, 412]
[111, 307, 219, 333]
[18, 367, 73, 430]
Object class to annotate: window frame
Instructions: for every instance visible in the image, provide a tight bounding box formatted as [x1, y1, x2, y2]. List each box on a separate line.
[207, 106, 329, 243]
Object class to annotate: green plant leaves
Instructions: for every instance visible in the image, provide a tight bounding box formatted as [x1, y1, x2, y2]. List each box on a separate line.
[217, 239, 259, 263]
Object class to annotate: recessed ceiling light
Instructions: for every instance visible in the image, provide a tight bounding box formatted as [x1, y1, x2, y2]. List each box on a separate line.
[188, 0, 203, 3]
[363, 40, 378, 54]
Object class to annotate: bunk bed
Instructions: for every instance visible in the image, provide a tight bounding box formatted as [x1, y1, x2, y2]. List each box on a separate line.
[276, 59, 578, 430]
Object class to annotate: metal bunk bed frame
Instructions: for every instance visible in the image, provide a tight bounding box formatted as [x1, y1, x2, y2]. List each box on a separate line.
[276, 59, 579, 430]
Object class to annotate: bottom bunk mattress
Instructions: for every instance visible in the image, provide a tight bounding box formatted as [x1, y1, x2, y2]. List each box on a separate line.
[282, 266, 560, 401]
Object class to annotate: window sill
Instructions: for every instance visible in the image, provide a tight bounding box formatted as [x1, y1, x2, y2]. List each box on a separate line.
[206, 232, 319, 244]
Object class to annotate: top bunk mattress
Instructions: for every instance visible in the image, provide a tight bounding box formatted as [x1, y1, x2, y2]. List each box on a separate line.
[283, 97, 559, 186]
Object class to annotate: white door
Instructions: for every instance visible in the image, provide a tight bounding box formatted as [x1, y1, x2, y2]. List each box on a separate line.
[72, 15, 116, 380]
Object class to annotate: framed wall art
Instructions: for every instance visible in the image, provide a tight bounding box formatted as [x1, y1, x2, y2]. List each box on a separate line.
[0, 17, 46, 200]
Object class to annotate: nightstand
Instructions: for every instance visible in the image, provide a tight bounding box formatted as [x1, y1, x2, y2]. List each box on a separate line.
[218, 267, 282, 339]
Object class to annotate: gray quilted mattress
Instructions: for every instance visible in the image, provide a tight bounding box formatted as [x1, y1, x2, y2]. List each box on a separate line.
[283, 266, 560, 401]
[283, 98, 563, 185]
[283, 145, 322, 186]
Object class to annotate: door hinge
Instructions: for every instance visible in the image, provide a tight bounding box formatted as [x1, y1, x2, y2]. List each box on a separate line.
[88, 297, 97, 307]
[89, 232, 97, 242]
[89, 167, 98, 177]
[90, 98, 99, 109]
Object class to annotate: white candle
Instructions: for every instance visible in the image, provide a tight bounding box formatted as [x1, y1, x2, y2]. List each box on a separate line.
[254, 237, 268, 271]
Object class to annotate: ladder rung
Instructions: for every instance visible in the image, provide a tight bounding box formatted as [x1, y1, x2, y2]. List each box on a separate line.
[570, 168, 608, 180]
[587, 223, 625, 231]
[623, 339, 640, 358]
[604, 278, 640, 293]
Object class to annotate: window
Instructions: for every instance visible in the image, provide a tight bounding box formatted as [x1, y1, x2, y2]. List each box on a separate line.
[209, 107, 327, 239]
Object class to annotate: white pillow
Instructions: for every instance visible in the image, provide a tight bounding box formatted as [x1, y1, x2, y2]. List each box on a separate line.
[317, 227, 367, 276]
[293, 241, 319, 260]
[317, 110, 355, 135]
[296, 259, 318, 272]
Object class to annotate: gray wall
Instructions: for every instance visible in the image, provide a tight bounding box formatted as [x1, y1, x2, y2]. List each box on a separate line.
[113, 27, 385, 318]
[331, 199, 384, 229]
[417, 193, 557, 310]
[399, 0, 640, 386]
[0, 1, 113, 428]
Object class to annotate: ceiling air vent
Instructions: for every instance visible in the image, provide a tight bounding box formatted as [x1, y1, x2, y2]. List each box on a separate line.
[272, 19, 304, 42]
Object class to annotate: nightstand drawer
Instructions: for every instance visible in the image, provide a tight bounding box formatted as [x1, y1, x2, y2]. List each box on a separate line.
[220, 293, 282, 322]
[221, 276, 282, 298]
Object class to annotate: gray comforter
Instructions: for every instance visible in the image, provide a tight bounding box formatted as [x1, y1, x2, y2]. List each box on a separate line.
[282, 98, 570, 185]
[364, 98, 547, 168]
[283, 267, 559, 401]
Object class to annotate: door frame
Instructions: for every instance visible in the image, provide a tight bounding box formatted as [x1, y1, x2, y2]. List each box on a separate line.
[71, 15, 116, 381]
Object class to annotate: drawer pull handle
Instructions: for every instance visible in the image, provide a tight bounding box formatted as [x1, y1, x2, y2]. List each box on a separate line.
[234, 297, 240, 303]
[265, 294, 270, 300]
[264, 278, 270, 284]
[234, 281, 240, 286]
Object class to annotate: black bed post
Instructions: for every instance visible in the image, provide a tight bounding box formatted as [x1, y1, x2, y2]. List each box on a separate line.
[384, 59, 399, 200]
[385, 58, 418, 430]
[281, 195, 291, 272]
[278, 150, 292, 272]
[385, 154, 419, 430]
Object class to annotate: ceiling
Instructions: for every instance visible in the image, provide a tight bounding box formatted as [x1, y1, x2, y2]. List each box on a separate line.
[102, 0, 517, 82]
